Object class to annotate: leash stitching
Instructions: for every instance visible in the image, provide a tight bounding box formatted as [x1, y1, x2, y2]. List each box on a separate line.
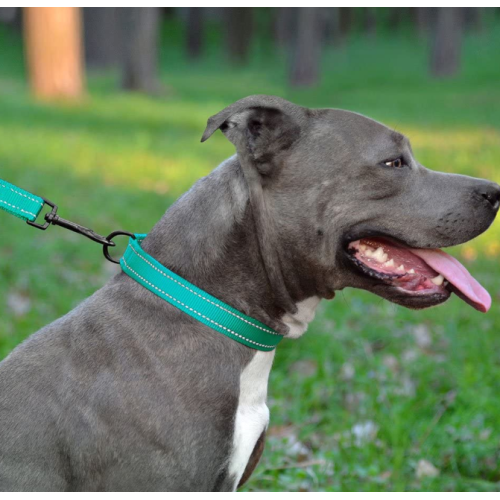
[128, 243, 280, 336]
[0, 199, 38, 218]
[122, 256, 275, 349]
[0, 183, 43, 206]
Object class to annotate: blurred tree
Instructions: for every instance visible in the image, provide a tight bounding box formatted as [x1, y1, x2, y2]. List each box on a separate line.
[388, 7, 403, 29]
[363, 7, 377, 38]
[274, 7, 295, 49]
[186, 7, 204, 60]
[339, 7, 353, 44]
[464, 7, 484, 32]
[414, 7, 433, 38]
[121, 7, 161, 94]
[430, 7, 463, 78]
[24, 7, 85, 100]
[161, 7, 176, 19]
[322, 8, 341, 46]
[0, 7, 16, 23]
[289, 8, 322, 88]
[83, 8, 121, 70]
[1, 6, 23, 30]
[225, 8, 253, 65]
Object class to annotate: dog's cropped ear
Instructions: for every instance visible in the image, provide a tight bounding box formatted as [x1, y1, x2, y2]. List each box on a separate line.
[201, 95, 304, 173]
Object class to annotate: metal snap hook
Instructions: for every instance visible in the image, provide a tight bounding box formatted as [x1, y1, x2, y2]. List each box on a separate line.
[103, 231, 136, 264]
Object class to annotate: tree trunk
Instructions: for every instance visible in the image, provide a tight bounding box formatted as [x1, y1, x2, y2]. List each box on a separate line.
[274, 7, 294, 49]
[389, 7, 412, 31]
[363, 7, 377, 38]
[225, 8, 253, 65]
[83, 7, 121, 70]
[322, 8, 341, 46]
[0, 7, 17, 23]
[430, 8, 463, 78]
[24, 7, 85, 100]
[121, 7, 161, 94]
[289, 8, 322, 88]
[186, 7, 204, 60]
[338, 7, 353, 44]
[414, 7, 432, 38]
[464, 8, 484, 32]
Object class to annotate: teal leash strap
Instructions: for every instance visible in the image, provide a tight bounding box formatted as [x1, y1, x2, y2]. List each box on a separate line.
[0, 178, 282, 351]
[121, 235, 282, 351]
[0, 177, 123, 245]
[0, 179, 45, 222]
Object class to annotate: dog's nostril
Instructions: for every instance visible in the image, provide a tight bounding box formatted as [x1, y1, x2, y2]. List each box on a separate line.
[479, 184, 500, 210]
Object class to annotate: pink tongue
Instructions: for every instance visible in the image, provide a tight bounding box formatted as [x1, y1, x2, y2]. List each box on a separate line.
[409, 248, 491, 313]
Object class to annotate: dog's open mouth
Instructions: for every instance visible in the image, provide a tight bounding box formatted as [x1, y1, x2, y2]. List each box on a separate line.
[346, 237, 491, 312]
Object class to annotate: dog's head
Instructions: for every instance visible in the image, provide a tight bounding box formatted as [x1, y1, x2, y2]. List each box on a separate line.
[202, 95, 500, 313]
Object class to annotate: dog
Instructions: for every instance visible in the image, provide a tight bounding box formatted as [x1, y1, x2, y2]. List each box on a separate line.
[0, 95, 498, 491]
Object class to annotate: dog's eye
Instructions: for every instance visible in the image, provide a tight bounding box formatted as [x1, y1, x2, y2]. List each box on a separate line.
[383, 158, 404, 168]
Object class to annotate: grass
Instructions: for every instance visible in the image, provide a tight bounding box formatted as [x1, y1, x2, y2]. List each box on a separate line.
[1, 19, 500, 491]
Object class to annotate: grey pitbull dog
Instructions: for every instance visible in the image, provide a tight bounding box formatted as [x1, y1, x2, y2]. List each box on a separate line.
[0, 95, 499, 491]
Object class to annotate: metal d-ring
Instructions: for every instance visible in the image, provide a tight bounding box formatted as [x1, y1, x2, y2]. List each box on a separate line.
[103, 231, 136, 264]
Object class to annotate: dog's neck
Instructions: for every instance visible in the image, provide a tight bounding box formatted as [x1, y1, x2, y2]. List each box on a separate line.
[141, 156, 319, 337]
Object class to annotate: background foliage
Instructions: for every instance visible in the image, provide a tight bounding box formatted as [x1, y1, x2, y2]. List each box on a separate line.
[1, 9, 500, 492]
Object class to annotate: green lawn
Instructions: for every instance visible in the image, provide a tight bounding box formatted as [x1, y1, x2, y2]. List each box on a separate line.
[1, 21, 500, 491]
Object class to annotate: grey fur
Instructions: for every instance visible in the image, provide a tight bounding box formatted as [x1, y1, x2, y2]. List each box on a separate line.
[1, 95, 498, 491]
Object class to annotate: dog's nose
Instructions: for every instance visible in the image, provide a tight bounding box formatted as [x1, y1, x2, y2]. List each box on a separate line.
[477, 182, 500, 211]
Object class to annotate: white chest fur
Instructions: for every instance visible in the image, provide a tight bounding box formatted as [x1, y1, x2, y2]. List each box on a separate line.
[282, 296, 321, 339]
[228, 350, 275, 489]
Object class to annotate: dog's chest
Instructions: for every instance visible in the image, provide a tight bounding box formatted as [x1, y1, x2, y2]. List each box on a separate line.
[228, 350, 275, 488]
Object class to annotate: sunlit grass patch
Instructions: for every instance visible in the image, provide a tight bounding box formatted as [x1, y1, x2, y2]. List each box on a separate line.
[404, 126, 500, 181]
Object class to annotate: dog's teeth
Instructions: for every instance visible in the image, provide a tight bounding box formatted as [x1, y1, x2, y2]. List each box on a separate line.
[360, 244, 367, 252]
[409, 268, 415, 274]
[365, 248, 374, 257]
[397, 265, 405, 272]
[431, 274, 444, 286]
[372, 247, 387, 263]
[385, 259, 395, 268]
